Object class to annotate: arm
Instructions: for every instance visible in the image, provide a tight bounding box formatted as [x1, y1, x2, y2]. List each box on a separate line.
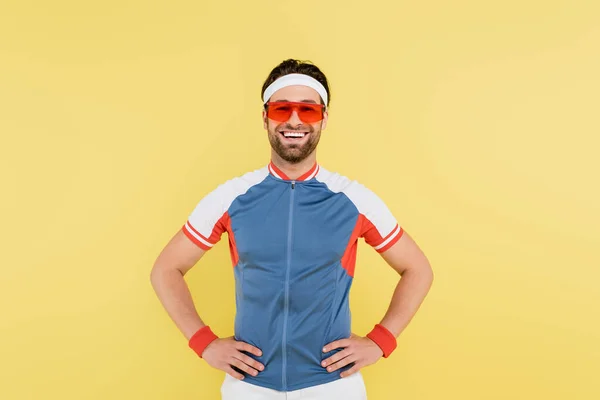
[323, 231, 433, 377]
[377, 230, 434, 337]
[150, 228, 264, 380]
[150, 229, 207, 340]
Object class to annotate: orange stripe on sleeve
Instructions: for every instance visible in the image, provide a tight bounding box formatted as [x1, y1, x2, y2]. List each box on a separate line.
[182, 224, 212, 251]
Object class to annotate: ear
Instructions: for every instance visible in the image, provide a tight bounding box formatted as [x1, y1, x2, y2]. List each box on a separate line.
[321, 110, 329, 130]
[262, 110, 268, 130]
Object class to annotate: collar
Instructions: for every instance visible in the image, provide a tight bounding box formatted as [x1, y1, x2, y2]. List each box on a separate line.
[268, 161, 320, 181]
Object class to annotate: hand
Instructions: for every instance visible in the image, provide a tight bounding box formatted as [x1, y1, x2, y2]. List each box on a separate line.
[202, 336, 265, 380]
[322, 333, 383, 378]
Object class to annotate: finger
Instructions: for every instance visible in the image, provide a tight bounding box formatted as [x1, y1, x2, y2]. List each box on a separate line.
[234, 352, 265, 372]
[323, 339, 350, 352]
[326, 354, 358, 373]
[224, 366, 245, 381]
[322, 349, 352, 368]
[340, 363, 362, 378]
[236, 341, 263, 357]
[230, 357, 260, 377]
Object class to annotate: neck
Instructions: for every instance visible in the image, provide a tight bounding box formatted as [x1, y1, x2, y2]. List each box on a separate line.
[270, 151, 317, 180]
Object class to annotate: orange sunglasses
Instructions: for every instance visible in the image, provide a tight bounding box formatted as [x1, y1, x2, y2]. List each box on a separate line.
[265, 101, 325, 123]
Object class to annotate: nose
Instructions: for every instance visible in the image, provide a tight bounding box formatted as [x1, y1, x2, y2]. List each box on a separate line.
[287, 110, 303, 126]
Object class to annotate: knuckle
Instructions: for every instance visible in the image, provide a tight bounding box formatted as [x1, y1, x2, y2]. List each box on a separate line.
[227, 368, 243, 380]
[239, 363, 250, 372]
[244, 366, 257, 376]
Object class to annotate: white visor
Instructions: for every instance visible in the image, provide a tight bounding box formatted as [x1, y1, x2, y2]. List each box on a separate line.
[262, 73, 328, 108]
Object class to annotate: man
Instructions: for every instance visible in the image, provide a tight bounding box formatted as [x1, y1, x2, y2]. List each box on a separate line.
[150, 59, 434, 399]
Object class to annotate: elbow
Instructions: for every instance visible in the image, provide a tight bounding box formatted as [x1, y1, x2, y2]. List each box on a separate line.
[425, 260, 434, 287]
[149, 261, 168, 286]
[408, 259, 434, 286]
[149, 264, 160, 287]
[150, 261, 184, 286]
[422, 256, 434, 278]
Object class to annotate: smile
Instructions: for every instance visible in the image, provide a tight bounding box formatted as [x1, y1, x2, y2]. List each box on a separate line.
[280, 131, 309, 139]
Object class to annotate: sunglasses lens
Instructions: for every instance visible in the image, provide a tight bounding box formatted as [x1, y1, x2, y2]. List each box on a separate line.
[267, 102, 324, 123]
[297, 104, 323, 123]
[267, 103, 293, 122]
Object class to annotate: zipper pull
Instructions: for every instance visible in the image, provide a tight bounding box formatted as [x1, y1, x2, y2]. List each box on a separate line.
[291, 181, 296, 189]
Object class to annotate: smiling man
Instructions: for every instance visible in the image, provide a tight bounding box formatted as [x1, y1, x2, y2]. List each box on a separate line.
[150, 59, 434, 399]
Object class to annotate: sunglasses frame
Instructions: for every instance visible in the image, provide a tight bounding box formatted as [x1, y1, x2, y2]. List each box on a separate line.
[264, 101, 326, 124]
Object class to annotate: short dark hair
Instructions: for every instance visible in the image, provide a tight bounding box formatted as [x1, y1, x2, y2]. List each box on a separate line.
[261, 59, 331, 107]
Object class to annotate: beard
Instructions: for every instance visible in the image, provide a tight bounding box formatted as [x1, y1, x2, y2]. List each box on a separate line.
[267, 122, 322, 164]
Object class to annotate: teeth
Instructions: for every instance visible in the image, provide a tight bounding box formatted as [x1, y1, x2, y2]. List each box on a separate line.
[283, 132, 306, 138]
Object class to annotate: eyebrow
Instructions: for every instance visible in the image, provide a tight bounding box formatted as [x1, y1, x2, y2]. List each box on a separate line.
[272, 99, 318, 104]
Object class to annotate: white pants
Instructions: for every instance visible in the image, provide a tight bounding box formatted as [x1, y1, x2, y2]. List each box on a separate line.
[220, 372, 368, 400]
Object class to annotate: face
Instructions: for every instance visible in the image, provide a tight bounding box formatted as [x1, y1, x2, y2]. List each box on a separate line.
[263, 85, 328, 164]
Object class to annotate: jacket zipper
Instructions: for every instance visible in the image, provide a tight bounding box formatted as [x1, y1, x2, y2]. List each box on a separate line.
[281, 180, 295, 390]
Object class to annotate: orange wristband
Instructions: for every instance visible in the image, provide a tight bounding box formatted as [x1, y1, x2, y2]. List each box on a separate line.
[188, 326, 219, 358]
[366, 324, 397, 358]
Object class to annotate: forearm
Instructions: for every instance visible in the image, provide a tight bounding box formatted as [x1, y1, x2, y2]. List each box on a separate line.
[150, 268, 205, 340]
[378, 268, 434, 337]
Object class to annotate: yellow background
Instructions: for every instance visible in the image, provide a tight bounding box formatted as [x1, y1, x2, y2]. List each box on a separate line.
[1, 0, 599, 399]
